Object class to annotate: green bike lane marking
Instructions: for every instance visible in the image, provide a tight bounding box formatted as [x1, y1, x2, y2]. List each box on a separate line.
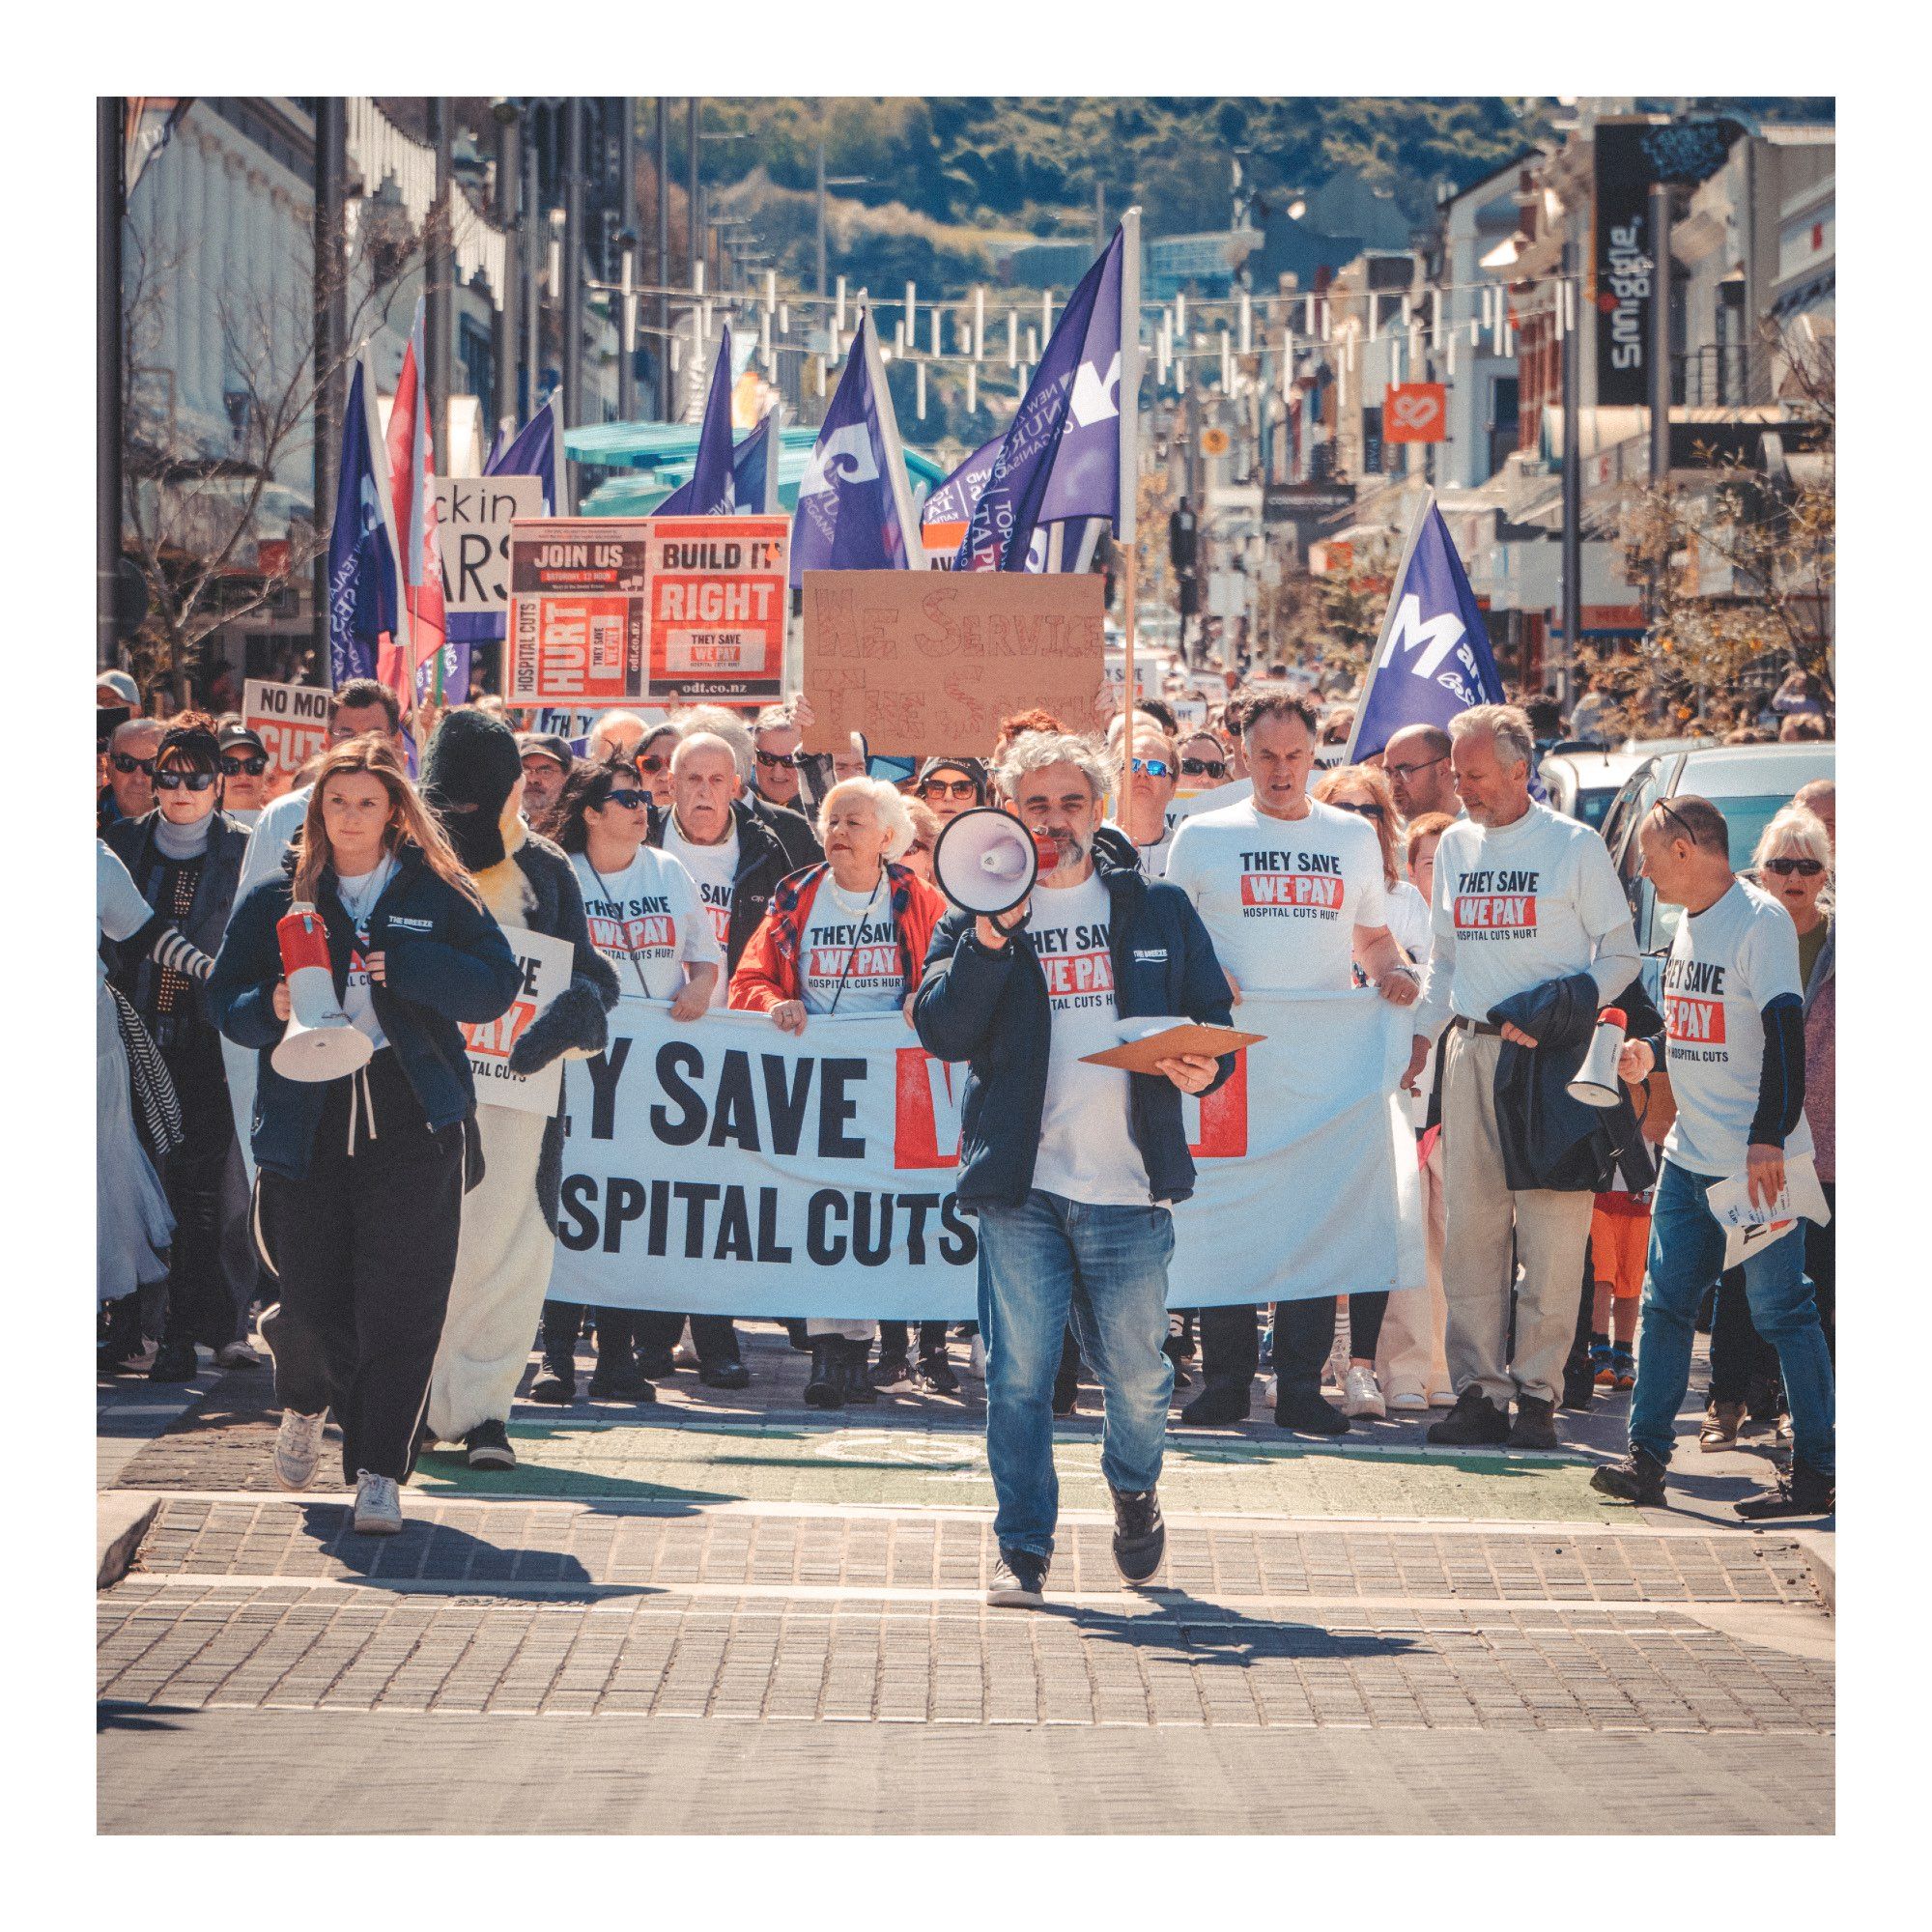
[407, 1419, 1630, 1522]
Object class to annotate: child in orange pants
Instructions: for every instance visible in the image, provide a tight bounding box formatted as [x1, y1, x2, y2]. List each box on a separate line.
[1590, 1189, 1652, 1389]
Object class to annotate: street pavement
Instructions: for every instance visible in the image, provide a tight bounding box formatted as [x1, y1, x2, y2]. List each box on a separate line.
[98, 1320, 1833, 1833]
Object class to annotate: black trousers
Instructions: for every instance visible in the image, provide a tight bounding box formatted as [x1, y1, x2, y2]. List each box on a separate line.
[1201, 1299, 1337, 1392]
[877, 1319, 951, 1361]
[156, 1024, 243, 1351]
[258, 1052, 465, 1484]
[634, 1311, 742, 1365]
[541, 1301, 639, 1364]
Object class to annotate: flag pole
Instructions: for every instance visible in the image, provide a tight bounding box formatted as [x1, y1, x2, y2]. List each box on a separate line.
[1341, 485, 1434, 767]
[858, 311, 925, 570]
[1118, 209, 1142, 801]
[358, 338, 416, 740]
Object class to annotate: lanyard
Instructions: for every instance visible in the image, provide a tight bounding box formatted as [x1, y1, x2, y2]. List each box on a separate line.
[818, 869, 886, 1018]
[585, 856, 659, 1000]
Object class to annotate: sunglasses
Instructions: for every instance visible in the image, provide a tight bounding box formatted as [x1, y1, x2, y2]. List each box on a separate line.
[1762, 856, 1825, 878]
[920, 778, 980, 800]
[154, 769, 218, 793]
[1386, 753, 1449, 781]
[1130, 758, 1173, 780]
[754, 748, 796, 769]
[636, 754, 669, 775]
[1330, 798, 1385, 820]
[603, 789, 649, 811]
[1180, 757, 1227, 778]
[110, 753, 156, 777]
[220, 754, 268, 777]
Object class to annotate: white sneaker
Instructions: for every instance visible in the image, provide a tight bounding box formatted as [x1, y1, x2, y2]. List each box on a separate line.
[352, 1470, 402, 1535]
[967, 1334, 987, 1381]
[672, 1336, 701, 1370]
[215, 1341, 264, 1370]
[1387, 1386, 1429, 1414]
[272, 1408, 327, 1491]
[1343, 1365, 1386, 1418]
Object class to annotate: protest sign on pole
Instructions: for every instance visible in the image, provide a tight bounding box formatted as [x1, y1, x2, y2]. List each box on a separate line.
[458, 926, 575, 1117]
[644, 515, 789, 703]
[435, 475, 544, 615]
[242, 679, 329, 780]
[506, 516, 789, 709]
[548, 989, 1420, 1318]
[799, 571, 1104, 754]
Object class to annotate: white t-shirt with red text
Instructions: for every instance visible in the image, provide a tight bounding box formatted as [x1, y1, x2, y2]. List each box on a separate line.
[1028, 868, 1151, 1208]
[571, 846, 720, 1000]
[799, 873, 904, 1015]
[1164, 794, 1389, 992]
[1662, 876, 1812, 1179]
[662, 816, 739, 1009]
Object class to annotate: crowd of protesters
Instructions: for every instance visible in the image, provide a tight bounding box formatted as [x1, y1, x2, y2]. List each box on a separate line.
[96, 646, 1835, 1563]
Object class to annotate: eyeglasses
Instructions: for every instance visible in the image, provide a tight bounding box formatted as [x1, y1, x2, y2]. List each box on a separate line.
[110, 753, 156, 777]
[636, 754, 669, 775]
[1179, 757, 1227, 778]
[154, 769, 218, 793]
[1131, 758, 1173, 780]
[1385, 753, 1449, 782]
[1652, 800, 1704, 848]
[920, 778, 980, 800]
[1762, 856, 1825, 877]
[604, 789, 649, 811]
[754, 748, 796, 769]
[220, 754, 268, 777]
[1330, 798, 1386, 820]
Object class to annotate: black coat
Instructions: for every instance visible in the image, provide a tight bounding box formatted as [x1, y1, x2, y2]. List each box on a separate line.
[752, 795, 824, 872]
[645, 797, 794, 979]
[1490, 972, 1657, 1194]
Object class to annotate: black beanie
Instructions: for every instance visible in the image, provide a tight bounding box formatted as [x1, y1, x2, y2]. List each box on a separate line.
[420, 708, 525, 870]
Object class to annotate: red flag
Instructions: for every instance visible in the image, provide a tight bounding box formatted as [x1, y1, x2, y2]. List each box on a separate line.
[380, 298, 447, 710]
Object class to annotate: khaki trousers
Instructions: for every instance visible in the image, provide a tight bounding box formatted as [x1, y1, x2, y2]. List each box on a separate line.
[1439, 1027, 1593, 1408]
[1377, 1130, 1451, 1401]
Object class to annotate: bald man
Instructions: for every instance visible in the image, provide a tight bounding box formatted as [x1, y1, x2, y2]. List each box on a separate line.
[1383, 724, 1460, 823]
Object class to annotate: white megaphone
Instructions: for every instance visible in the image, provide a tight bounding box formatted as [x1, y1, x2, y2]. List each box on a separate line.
[270, 901, 375, 1083]
[931, 807, 1062, 918]
[1567, 1006, 1629, 1109]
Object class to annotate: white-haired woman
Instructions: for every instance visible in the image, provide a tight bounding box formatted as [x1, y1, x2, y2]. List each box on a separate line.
[730, 777, 949, 1406]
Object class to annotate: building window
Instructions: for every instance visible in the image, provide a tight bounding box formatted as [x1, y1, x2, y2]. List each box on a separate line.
[458, 317, 494, 410]
[1487, 376, 1519, 481]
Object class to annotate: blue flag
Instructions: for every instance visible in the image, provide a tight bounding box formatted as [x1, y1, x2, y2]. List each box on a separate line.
[1349, 497, 1505, 762]
[657, 326, 736, 517]
[326, 358, 397, 689]
[732, 406, 780, 515]
[443, 392, 565, 695]
[1037, 231, 1124, 529]
[790, 312, 919, 586]
[956, 228, 1122, 572]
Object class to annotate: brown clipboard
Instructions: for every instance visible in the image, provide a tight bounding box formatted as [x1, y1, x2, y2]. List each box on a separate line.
[1079, 1022, 1264, 1073]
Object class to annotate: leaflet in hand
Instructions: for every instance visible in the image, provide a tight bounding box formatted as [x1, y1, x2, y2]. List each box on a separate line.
[1706, 1154, 1829, 1270]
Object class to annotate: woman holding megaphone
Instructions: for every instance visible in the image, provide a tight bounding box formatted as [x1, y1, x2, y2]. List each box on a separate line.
[209, 739, 522, 1535]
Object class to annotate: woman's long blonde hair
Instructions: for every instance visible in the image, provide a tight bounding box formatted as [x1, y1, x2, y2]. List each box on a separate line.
[292, 738, 481, 908]
[1314, 762, 1401, 891]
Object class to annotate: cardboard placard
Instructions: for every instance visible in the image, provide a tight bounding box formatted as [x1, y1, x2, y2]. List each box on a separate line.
[435, 474, 544, 614]
[801, 572, 1104, 754]
[460, 925, 575, 1116]
[506, 516, 788, 709]
[242, 679, 329, 780]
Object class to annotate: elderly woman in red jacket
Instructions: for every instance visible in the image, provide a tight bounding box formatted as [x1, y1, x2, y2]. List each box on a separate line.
[730, 775, 947, 1406]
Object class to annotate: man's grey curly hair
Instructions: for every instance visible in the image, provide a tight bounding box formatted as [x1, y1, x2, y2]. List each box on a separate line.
[991, 729, 1114, 805]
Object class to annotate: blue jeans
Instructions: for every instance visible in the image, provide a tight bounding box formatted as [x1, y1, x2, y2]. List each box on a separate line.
[977, 1191, 1177, 1558]
[1629, 1159, 1834, 1477]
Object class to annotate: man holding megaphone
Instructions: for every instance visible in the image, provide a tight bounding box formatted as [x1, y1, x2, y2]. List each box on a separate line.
[914, 730, 1236, 1609]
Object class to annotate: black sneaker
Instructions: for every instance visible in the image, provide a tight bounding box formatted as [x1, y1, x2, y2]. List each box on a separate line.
[1426, 1386, 1512, 1446]
[1274, 1382, 1350, 1435]
[1735, 1458, 1834, 1520]
[1109, 1485, 1165, 1586]
[804, 1338, 843, 1408]
[528, 1355, 576, 1405]
[635, 1348, 677, 1379]
[149, 1340, 198, 1383]
[465, 1419, 517, 1470]
[871, 1352, 915, 1393]
[1590, 1445, 1668, 1506]
[699, 1358, 751, 1390]
[607, 1355, 655, 1400]
[1507, 1394, 1560, 1450]
[987, 1547, 1050, 1607]
[1179, 1379, 1250, 1426]
[917, 1352, 960, 1396]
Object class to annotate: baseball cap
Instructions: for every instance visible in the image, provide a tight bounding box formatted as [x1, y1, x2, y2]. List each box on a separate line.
[97, 669, 139, 707]
[217, 722, 268, 758]
[517, 731, 575, 771]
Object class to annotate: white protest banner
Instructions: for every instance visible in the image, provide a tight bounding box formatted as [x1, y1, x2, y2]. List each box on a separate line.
[549, 989, 1421, 1318]
[435, 474, 544, 614]
[460, 926, 575, 1116]
[242, 679, 330, 780]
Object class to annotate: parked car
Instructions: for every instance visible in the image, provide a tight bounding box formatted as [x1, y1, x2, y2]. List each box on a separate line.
[1600, 740, 1835, 997]
[1538, 743, 1650, 834]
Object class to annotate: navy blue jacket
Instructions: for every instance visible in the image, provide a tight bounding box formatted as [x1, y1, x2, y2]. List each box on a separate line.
[913, 833, 1236, 1208]
[209, 843, 523, 1181]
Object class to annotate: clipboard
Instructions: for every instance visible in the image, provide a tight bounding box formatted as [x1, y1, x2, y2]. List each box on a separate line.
[1079, 1021, 1264, 1073]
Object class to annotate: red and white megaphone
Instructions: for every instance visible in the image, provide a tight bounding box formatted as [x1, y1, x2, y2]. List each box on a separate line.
[270, 902, 374, 1083]
[931, 807, 1061, 918]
